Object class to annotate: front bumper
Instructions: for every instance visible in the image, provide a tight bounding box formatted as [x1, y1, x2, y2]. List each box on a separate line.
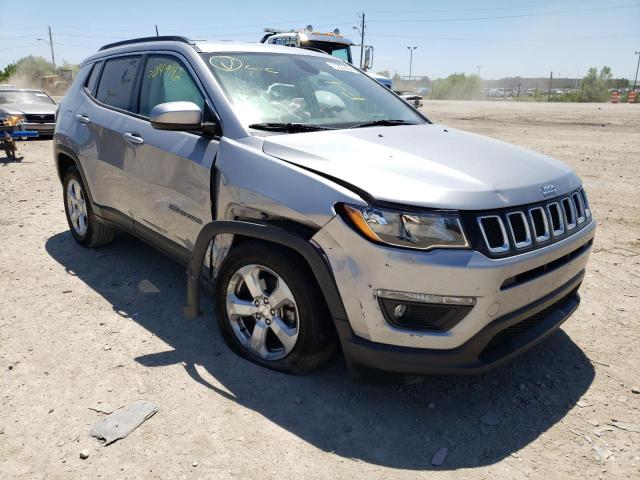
[312, 213, 595, 374]
[336, 271, 582, 375]
[22, 122, 55, 134]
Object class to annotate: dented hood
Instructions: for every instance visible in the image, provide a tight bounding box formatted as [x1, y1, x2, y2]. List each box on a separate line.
[261, 124, 581, 210]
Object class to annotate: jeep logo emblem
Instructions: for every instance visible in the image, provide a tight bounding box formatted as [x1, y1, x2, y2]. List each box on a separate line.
[540, 184, 557, 197]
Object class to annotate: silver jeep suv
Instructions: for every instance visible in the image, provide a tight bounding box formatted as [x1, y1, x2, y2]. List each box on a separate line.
[53, 36, 595, 377]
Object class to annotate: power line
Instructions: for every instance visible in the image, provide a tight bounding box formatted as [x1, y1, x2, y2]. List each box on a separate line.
[366, 4, 640, 23]
[0, 44, 45, 52]
[0, 34, 41, 40]
[55, 33, 128, 39]
[54, 25, 148, 32]
[161, 13, 358, 32]
[366, 0, 603, 14]
[367, 32, 640, 43]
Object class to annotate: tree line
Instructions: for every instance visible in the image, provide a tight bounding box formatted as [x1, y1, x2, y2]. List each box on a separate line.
[377, 66, 628, 102]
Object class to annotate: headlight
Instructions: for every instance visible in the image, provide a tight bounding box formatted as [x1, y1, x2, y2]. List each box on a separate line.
[340, 203, 469, 250]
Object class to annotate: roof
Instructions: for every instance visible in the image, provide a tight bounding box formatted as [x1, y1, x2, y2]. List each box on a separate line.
[195, 41, 330, 55]
[84, 37, 330, 66]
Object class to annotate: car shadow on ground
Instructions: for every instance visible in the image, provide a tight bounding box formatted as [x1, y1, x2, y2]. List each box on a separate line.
[46, 231, 595, 470]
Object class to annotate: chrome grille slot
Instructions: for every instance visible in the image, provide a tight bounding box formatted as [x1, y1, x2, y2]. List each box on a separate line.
[562, 197, 576, 230]
[572, 192, 586, 224]
[580, 188, 591, 218]
[529, 207, 550, 242]
[506, 212, 531, 248]
[478, 216, 509, 253]
[547, 202, 565, 236]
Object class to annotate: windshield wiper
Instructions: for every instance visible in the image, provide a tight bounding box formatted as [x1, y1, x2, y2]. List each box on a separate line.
[348, 119, 418, 129]
[249, 122, 335, 133]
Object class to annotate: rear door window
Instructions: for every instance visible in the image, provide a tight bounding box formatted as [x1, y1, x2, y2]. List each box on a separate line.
[95, 56, 141, 111]
[138, 55, 204, 117]
[84, 62, 103, 96]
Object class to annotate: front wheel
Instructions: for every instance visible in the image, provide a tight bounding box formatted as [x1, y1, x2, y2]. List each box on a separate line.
[214, 241, 336, 374]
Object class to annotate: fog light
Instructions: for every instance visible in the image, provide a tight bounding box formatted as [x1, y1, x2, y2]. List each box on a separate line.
[376, 290, 475, 332]
[393, 304, 407, 319]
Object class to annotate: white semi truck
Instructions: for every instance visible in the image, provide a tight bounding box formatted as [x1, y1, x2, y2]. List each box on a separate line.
[260, 26, 393, 88]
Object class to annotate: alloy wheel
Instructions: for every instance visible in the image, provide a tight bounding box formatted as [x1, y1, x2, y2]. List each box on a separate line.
[66, 178, 88, 236]
[225, 264, 300, 361]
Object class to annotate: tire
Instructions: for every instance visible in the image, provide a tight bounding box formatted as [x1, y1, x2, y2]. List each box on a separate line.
[62, 166, 115, 247]
[215, 240, 337, 374]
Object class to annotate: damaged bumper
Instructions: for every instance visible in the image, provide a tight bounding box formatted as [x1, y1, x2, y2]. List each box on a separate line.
[313, 215, 595, 374]
[336, 272, 581, 375]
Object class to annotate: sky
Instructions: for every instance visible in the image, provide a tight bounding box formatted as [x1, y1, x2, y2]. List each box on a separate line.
[1, 0, 639, 80]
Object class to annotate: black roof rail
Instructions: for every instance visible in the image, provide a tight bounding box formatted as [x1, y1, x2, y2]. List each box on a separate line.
[99, 36, 194, 51]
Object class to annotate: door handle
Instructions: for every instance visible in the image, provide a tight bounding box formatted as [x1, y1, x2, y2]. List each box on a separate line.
[75, 114, 90, 124]
[123, 132, 144, 145]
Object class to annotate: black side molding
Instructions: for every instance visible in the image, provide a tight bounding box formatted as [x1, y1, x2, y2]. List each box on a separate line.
[184, 220, 348, 324]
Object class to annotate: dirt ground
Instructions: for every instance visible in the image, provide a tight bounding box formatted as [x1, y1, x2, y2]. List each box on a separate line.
[1, 100, 639, 479]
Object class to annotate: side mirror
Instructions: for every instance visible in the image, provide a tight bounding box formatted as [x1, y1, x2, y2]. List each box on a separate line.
[150, 101, 203, 131]
[363, 46, 373, 71]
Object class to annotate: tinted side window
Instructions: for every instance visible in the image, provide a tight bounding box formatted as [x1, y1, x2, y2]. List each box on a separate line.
[96, 56, 141, 111]
[331, 49, 349, 61]
[138, 55, 205, 117]
[84, 62, 102, 95]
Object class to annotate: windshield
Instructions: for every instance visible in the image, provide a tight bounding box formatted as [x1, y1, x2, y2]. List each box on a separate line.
[202, 52, 425, 130]
[328, 46, 350, 62]
[0, 90, 55, 105]
[302, 41, 352, 62]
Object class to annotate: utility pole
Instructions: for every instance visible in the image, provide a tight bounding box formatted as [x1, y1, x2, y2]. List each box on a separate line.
[48, 26, 56, 68]
[476, 65, 482, 77]
[633, 51, 640, 91]
[155, 25, 159, 36]
[547, 71, 553, 102]
[517, 82, 521, 101]
[407, 46, 417, 80]
[38, 27, 56, 68]
[359, 13, 365, 70]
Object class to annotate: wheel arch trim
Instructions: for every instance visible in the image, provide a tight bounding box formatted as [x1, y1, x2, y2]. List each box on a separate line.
[54, 144, 97, 208]
[184, 220, 348, 326]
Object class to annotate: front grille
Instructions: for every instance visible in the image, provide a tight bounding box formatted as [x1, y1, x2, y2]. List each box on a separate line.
[24, 113, 55, 123]
[469, 188, 592, 257]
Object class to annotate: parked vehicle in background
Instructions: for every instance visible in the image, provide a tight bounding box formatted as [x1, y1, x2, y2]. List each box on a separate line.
[53, 36, 595, 379]
[397, 92, 424, 108]
[0, 88, 57, 136]
[41, 68, 73, 95]
[260, 25, 392, 88]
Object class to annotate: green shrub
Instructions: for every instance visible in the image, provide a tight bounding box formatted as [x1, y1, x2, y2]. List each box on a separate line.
[432, 73, 482, 100]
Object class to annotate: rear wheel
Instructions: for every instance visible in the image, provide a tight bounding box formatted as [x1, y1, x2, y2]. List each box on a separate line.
[215, 241, 336, 373]
[63, 166, 115, 247]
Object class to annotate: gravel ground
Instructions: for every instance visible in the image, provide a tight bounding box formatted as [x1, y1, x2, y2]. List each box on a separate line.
[1, 100, 639, 479]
